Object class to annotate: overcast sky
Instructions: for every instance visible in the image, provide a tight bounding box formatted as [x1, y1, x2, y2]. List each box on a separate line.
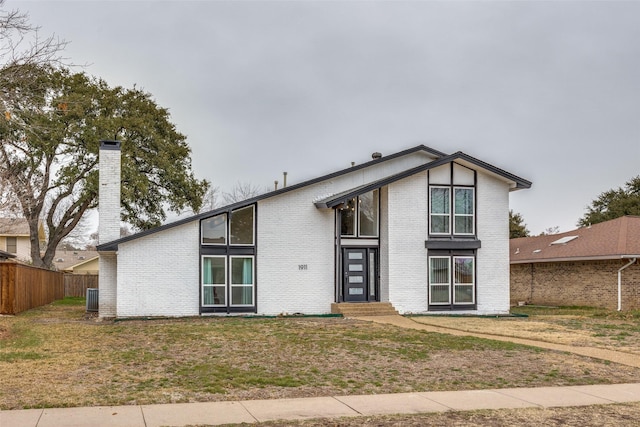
[10, 0, 640, 234]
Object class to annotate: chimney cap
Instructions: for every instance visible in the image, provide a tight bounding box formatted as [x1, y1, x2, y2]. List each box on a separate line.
[100, 140, 121, 150]
[372, 152, 382, 159]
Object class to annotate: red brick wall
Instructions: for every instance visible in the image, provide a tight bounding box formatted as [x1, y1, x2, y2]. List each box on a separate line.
[510, 259, 640, 310]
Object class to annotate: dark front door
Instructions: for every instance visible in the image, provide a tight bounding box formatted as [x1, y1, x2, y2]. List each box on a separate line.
[342, 248, 378, 302]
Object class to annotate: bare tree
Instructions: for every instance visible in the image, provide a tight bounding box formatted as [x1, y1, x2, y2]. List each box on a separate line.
[222, 181, 264, 205]
[195, 185, 221, 213]
[0, 0, 68, 107]
[0, 0, 67, 226]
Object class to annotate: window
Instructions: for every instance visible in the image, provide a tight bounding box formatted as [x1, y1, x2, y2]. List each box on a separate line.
[230, 256, 254, 305]
[430, 186, 474, 235]
[428, 255, 475, 307]
[202, 214, 227, 244]
[202, 256, 255, 308]
[202, 256, 226, 306]
[6, 237, 17, 254]
[453, 257, 475, 304]
[230, 206, 255, 245]
[430, 187, 450, 234]
[429, 257, 451, 304]
[340, 190, 379, 237]
[454, 188, 474, 235]
[359, 190, 379, 237]
[201, 205, 255, 246]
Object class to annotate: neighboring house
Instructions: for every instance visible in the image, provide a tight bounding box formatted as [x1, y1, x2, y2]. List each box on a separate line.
[53, 250, 99, 274]
[510, 216, 640, 311]
[97, 141, 531, 318]
[0, 218, 45, 263]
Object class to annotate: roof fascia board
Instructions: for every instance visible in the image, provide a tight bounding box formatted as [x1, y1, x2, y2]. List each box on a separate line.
[315, 153, 459, 209]
[451, 152, 532, 190]
[97, 145, 445, 251]
[316, 151, 532, 208]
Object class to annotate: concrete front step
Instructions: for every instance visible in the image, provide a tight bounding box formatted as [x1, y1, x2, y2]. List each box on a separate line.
[331, 302, 399, 317]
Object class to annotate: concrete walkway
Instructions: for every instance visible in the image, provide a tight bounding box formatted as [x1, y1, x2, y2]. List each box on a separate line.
[354, 315, 640, 368]
[3, 383, 640, 427]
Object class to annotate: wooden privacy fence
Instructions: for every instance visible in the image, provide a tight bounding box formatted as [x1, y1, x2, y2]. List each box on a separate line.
[0, 262, 64, 315]
[64, 274, 98, 297]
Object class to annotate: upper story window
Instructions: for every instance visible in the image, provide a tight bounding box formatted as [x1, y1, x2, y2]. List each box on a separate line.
[6, 236, 17, 253]
[341, 189, 379, 238]
[454, 188, 474, 234]
[201, 205, 255, 246]
[202, 214, 227, 244]
[230, 205, 255, 245]
[430, 186, 474, 236]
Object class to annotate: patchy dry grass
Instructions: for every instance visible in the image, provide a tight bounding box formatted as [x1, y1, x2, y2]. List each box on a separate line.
[409, 306, 640, 355]
[1, 300, 640, 410]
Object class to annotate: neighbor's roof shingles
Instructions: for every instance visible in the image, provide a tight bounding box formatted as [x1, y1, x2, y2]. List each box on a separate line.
[0, 218, 30, 235]
[510, 216, 640, 264]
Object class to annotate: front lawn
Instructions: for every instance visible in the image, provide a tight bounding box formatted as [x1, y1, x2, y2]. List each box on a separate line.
[1, 299, 639, 410]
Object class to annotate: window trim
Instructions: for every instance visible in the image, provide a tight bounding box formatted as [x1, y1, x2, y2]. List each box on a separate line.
[453, 187, 475, 236]
[428, 256, 451, 305]
[201, 213, 228, 246]
[453, 256, 475, 305]
[229, 255, 255, 307]
[230, 205, 256, 246]
[6, 236, 17, 254]
[340, 189, 380, 238]
[429, 185, 476, 237]
[428, 253, 477, 310]
[429, 186, 451, 235]
[201, 255, 227, 307]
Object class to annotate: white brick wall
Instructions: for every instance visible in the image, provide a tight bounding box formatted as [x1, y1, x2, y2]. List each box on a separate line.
[475, 172, 511, 314]
[98, 252, 117, 318]
[116, 221, 200, 317]
[386, 171, 429, 314]
[257, 187, 337, 315]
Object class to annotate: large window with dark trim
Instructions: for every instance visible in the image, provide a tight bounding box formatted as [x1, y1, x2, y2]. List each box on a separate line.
[428, 255, 475, 307]
[429, 186, 474, 236]
[340, 189, 379, 237]
[202, 255, 255, 308]
[230, 206, 255, 245]
[200, 204, 256, 313]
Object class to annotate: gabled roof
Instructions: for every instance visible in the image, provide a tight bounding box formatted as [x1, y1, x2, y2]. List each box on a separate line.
[52, 250, 99, 271]
[98, 144, 531, 252]
[0, 218, 29, 236]
[315, 151, 532, 208]
[510, 216, 640, 264]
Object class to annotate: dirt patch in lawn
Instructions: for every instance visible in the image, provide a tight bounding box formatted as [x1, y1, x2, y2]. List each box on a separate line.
[1, 302, 640, 410]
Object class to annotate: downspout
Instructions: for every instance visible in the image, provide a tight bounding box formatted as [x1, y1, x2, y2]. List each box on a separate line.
[618, 257, 637, 311]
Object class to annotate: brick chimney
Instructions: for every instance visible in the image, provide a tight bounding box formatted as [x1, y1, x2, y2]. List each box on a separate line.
[98, 140, 121, 318]
[98, 140, 121, 244]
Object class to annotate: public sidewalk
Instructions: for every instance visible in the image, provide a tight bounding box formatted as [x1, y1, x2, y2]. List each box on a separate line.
[3, 383, 640, 427]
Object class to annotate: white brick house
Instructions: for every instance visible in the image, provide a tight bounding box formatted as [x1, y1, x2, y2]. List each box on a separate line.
[97, 142, 531, 318]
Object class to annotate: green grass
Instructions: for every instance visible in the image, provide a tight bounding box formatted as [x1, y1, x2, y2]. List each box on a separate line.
[52, 297, 86, 306]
